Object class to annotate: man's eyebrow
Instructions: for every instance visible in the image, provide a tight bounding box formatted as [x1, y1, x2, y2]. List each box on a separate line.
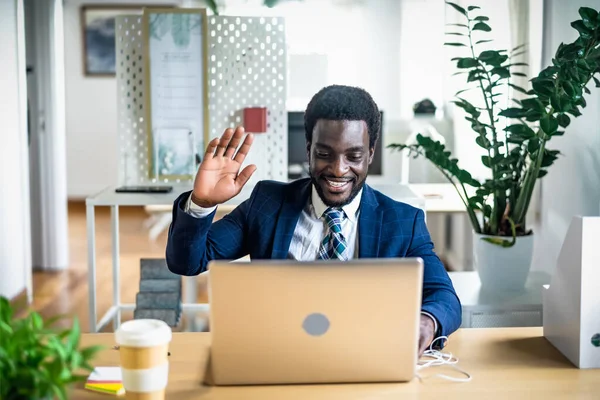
[345, 146, 365, 153]
[314, 144, 365, 152]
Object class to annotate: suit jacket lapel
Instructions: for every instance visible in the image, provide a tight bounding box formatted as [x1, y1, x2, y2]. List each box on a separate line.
[358, 184, 382, 258]
[271, 179, 311, 259]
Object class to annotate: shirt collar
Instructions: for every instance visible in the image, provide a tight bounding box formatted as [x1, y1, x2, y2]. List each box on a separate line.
[311, 184, 362, 223]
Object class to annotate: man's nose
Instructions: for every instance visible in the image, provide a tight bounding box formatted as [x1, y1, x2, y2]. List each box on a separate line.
[331, 157, 349, 176]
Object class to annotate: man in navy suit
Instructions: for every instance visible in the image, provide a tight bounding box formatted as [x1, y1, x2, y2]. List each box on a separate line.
[166, 85, 462, 355]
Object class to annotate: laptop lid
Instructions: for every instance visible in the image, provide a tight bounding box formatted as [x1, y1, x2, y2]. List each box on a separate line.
[207, 258, 423, 385]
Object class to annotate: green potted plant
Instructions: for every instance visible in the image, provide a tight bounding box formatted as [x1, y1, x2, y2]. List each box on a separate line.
[0, 296, 103, 400]
[389, 2, 600, 290]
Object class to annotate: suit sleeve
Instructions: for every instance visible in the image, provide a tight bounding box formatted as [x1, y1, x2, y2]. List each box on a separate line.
[407, 208, 462, 339]
[165, 184, 259, 276]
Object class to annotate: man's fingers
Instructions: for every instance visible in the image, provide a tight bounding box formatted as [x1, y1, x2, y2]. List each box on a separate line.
[224, 126, 245, 158]
[233, 133, 254, 164]
[215, 128, 234, 157]
[235, 164, 257, 191]
[204, 137, 220, 159]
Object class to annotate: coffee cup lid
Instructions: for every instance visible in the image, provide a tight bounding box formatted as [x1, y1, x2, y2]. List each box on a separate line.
[115, 319, 172, 348]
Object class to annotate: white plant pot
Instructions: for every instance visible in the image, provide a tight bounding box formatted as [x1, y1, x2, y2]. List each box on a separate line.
[472, 232, 534, 291]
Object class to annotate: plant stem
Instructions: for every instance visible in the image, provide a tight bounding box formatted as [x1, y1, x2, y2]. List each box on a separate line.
[513, 131, 545, 224]
[466, 16, 504, 234]
[431, 162, 482, 234]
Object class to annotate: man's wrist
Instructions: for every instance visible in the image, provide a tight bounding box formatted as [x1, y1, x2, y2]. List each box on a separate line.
[185, 193, 217, 218]
[190, 192, 215, 208]
[421, 311, 438, 336]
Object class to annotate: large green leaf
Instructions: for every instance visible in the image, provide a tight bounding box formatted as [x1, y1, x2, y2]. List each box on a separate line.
[540, 114, 559, 135]
[571, 20, 592, 38]
[550, 93, 573, 113]
[528, 138, 540, 152]
[475, 135, 491, 149]
[557, 113, 571, 128]
[479, 50, 508, 67]
[481, 155, 491, 168]
[579, 7, 599, 25]
[588, 46, 600, 59]
[473, 22, 492, 32]
[491, 67, 510, 78]
[525, 109, 544, 122]
[453, 98, 481, 117]
[561, 81, 577, 97]
[532, 78, 555, 97]
[467, 69, 486, 82]
[504, 124, 535, 138]
[446, 1, 467, 16]
[541, 149, 561, 167]
[499, 107, 527, 118]
[521, 97, 546, 113]
[456, 57, 479, 68]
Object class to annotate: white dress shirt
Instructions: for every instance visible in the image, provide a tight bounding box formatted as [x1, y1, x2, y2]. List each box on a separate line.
[184, 186, 438, 333]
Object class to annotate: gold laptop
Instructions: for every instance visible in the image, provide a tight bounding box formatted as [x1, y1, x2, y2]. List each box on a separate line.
[207, 258, 424, 385]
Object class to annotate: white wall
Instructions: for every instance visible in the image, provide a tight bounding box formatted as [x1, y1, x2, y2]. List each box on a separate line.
[532, 0, 600, 273]
[0, 0, 32, 299]
[64, 0, 181, 198]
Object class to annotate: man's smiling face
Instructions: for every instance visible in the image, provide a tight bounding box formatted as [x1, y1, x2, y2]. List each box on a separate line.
[307, 119, 374, 207]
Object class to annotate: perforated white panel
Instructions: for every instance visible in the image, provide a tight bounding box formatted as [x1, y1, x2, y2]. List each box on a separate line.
[115, 15, 154, 185]
[207, 16, 287, 183]
[115, 13, 288, 185]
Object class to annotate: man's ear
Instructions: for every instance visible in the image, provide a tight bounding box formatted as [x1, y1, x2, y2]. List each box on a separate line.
[368, 146, 375, 165]
[306, 142, 312, 160]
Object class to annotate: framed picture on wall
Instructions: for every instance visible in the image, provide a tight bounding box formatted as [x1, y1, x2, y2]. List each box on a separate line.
[81, 4, 174, 76]
[142, 8, 208, 180]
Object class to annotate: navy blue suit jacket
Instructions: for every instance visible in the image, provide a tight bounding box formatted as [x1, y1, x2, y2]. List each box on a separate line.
[166, 178, 462, 337]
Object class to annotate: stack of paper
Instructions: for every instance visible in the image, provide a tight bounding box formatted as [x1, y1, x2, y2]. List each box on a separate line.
[85, 367, 125, 396]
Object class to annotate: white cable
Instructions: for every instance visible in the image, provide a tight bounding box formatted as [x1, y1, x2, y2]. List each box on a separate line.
[416, 336, 472, 383]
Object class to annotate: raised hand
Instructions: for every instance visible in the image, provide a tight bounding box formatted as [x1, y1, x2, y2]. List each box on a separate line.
[191, 126, 257, 207]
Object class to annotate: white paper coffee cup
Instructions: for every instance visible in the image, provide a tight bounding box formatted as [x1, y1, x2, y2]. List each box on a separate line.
[115, 319, 172, 400]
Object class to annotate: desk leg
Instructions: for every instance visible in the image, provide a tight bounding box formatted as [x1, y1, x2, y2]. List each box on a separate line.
[111, 205, 121, 329]
[184, 275, 198, 331]
[86, 205, 97, 333]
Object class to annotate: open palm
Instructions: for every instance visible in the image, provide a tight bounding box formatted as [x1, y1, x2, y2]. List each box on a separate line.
[192, 127, 257, 207]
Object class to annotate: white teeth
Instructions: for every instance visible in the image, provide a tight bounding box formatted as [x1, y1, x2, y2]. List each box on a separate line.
[327, 180, 348, 188]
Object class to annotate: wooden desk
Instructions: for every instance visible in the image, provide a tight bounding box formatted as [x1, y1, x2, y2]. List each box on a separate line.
[74, 328, 599, 399]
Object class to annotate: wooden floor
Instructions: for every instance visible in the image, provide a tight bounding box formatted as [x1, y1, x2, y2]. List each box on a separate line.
[30, 201, 208, 332]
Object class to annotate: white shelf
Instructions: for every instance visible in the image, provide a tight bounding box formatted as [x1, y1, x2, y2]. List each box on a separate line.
[450, 271, 551, 328]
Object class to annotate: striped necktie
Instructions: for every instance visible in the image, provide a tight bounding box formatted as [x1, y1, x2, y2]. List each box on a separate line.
[318, 207, 348, 260]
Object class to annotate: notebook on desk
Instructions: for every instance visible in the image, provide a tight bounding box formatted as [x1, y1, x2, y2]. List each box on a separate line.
[207, 258, 424, 385]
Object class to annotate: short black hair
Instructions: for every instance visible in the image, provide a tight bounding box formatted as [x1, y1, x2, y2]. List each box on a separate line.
[304, 85, 381, 149]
